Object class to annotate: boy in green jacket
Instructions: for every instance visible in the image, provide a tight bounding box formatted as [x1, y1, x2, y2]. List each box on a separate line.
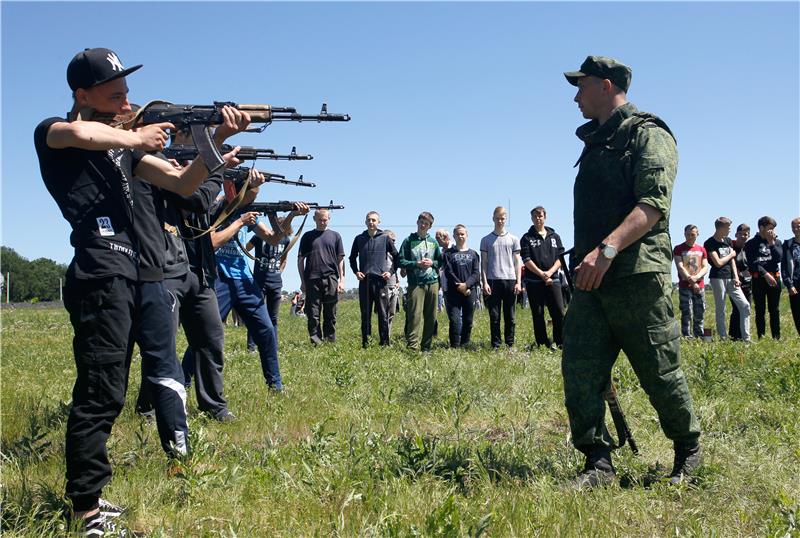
[399, 212, 443, 351]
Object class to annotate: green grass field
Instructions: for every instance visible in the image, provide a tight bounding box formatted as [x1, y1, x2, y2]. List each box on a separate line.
[2, 294, 799, 537]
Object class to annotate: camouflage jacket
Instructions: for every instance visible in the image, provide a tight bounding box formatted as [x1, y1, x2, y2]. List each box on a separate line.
[572, 102, 677, 282]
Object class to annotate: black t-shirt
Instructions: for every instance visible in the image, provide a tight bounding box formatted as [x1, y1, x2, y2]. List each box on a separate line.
[732, 243, 750, 283]
[299, 229, 344, 280]
[703, 236, 733, 279]
[251, 235, 289, 289]
[34, 117, 144, 280]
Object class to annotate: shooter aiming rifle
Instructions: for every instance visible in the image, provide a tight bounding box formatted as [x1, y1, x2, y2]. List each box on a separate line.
[88, 101, 349, 172]
[162, 145, 313, 162]
[558, 248, 640, 455]
[235, 201, 345, 267]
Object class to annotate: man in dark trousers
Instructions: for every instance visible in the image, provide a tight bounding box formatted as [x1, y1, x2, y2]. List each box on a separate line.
[349, 211, 398, 347]
[443, 224, 481, 347]
[298, 209, 346, 344]
[745, 216, 783, 339]
[520, 205, 566, 348]
[560, 55, 701, 489]
[34, 47, 245, 532]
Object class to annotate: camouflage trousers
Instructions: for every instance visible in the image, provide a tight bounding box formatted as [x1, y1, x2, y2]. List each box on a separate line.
[562, 272, 701, 451]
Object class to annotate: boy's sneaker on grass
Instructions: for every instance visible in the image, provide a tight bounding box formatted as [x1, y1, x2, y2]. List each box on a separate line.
[98, 498, 125, 517]
[81, 511, 127, 537]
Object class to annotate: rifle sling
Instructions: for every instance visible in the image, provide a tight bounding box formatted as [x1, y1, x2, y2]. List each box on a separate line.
[233, 212, 308, 268]
[280, 213, 308, 266]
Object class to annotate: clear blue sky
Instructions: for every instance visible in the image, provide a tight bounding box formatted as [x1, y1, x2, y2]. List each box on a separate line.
[2, 2, 798, 292]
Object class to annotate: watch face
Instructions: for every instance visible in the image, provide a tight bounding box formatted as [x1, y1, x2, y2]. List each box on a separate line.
[603, 245, 617, 259]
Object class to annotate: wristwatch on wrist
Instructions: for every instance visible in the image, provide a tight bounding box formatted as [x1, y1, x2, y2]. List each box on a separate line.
[599, 242, 618, 260]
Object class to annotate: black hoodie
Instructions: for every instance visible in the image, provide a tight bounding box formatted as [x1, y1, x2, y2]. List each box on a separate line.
[349, 229, 398, 277]
[520, 225, 564, 283]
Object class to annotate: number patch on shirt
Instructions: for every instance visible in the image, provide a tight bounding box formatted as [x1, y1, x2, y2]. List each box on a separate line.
[97, 216, 115, 237]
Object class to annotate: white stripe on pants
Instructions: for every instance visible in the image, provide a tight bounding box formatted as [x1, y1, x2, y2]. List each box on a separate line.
[710, 278, 750, 341]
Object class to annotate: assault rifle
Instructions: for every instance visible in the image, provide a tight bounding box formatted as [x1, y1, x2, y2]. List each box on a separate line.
[246, 201, 344, 213]
[225, 168, 316, 188]
[163, 145, 313, 162]
[558, 247, 640, 455]
[114, 101, 349, 171]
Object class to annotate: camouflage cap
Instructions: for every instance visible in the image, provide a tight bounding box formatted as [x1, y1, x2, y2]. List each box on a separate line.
[564, 56, 632, 92]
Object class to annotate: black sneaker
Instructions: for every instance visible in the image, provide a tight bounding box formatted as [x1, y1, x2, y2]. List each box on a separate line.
[669, 442, 702, 485]
[81, 511, 127, 537]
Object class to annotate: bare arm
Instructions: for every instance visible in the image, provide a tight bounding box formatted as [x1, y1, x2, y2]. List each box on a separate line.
[337, 257, 346, 292]
[513, 252, 523, 294]
[709, 249, 736, 268]
[480, 251, 491, 295]
[298, 255, 307, 293]
[575, 203, 662, 290]
[45, 120, 170, 152]
[674, 256, 691, 282]
[135, 152, 237, 197]
[211, 212, 258, 249]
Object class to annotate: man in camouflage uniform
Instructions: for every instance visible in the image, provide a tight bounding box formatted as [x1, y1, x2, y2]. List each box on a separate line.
[561, 56, 702, 488]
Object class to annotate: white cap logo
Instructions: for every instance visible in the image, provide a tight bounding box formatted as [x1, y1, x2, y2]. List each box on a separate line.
[106, 52, 124, 72]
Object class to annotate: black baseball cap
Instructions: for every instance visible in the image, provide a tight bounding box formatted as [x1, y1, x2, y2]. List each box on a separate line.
[67, 48, 142, 91]
[564, 55, 632, 92]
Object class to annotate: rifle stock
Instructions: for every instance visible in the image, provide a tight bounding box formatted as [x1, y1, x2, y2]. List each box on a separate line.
[603, 381, 639, 454]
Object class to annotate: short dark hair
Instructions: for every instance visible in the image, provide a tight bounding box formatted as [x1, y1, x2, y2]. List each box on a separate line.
[736, 223, 751, 233]
[531, 206, 546, 216]
[418, 211, 434, 224]
[684, 224, 698, 233]
[757, 216, 777, 228]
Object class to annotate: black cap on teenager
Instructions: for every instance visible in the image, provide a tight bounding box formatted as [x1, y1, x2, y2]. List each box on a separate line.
[67, 47, 142, 91]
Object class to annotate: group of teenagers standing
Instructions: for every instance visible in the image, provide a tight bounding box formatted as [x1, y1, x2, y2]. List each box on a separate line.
[321, 205, 568, 353]
[673, 216, 800, 342]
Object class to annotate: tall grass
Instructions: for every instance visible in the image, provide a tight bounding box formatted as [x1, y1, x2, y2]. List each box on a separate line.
[2, 294, 798, 536]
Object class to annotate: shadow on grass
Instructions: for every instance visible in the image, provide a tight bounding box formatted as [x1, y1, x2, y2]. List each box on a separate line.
[390, 432, 559, 491]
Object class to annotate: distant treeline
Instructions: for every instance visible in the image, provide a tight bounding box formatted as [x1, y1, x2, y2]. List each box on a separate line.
[0, 247, 68, 303]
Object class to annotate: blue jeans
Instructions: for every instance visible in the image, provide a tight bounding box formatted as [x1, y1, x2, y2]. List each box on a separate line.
[186, 274, 282, 389]
[678, 287, 705, 338]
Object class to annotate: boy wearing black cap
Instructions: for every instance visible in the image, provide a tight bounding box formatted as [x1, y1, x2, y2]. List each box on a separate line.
[34, 47, 247, 533]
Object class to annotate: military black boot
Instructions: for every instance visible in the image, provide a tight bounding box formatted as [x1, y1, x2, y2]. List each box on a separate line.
[669, 441, 702, 485]
[572, 448, 616, 490]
